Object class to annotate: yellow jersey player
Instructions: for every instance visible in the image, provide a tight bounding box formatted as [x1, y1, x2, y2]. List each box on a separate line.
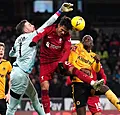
[69, 35, 120, 115]
[0, 42, 12, 115]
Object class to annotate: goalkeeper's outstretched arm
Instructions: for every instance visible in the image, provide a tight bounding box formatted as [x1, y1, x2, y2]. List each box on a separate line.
[36, 2, 73, 33]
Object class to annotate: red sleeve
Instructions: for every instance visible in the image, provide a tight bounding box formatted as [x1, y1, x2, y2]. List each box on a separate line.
[92, 69, 97, 81]
[65, 76, 72, 86]
[98, 66, 107, 84]
[32, 26, 51, 43]
[60, 36, 71, 62]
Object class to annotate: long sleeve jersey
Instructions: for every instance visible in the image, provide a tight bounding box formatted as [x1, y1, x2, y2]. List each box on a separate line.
[68, 43, 100, 83]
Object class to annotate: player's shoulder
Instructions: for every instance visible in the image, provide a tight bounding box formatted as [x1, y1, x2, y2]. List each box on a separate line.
[47, 24, 56, 31]
[20, 33, 30, 39]
[44, 24, 56, 35]
[1, 59, 11, 64]
[90, 51, 96, 57]
[75, 42, 83, 48]
[71, 43, 82, 51]
[15, 33, 29, 43]
[49, 24, 56, 28]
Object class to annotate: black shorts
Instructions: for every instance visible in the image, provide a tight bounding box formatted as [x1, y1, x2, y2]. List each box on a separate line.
[72, 82, 104, 109]
[0, 99, 7, 115]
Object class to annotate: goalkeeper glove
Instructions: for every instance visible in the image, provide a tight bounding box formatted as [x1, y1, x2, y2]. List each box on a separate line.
[59, 3, 73, 12]
[29, 42, 36, 47]
[58, 62, 66, 74]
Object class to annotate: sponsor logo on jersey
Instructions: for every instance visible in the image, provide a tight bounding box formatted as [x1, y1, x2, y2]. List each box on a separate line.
[46, 42, 61, 49]
[59, 38, 62, 43]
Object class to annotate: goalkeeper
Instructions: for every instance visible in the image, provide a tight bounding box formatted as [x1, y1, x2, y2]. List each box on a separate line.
[6, 3, 73, 115]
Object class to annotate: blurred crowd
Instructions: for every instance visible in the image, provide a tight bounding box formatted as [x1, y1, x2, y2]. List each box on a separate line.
[0, 25, 120, 98]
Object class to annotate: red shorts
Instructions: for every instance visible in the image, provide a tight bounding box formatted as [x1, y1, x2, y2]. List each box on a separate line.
[72, 96, 102, 114]
[39, 61, 73, 83]
[40, 61, 58, 83]
[87, 96, 102, 114]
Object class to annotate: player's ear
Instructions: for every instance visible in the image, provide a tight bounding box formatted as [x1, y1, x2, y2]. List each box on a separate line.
[24, 27, 28, 33]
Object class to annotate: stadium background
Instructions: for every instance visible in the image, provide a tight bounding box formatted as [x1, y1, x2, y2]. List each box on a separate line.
[0, 0, 120, 114]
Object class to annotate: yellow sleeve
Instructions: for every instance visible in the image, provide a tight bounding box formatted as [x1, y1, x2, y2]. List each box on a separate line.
[92, 62, 100, 72]
[7, 61, 12, 79]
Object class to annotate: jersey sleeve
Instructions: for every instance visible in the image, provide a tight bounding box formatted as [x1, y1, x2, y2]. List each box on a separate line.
[98, 65, 107, 84]
[32, 26, 51, 43]
[92, 62, 100, 72]
[7, 61, 12, 79]
[36, 10, 61, 33]
[9, 41, 17, 57]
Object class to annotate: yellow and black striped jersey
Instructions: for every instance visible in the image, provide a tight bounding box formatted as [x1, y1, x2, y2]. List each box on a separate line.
[68, 43, 100, 82]
[0, 59, 12, 99]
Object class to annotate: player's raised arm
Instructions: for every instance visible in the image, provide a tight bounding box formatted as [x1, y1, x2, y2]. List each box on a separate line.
[36, 2, 73, 33]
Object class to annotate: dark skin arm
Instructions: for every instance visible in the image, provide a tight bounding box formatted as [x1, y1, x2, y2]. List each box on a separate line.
[93, 54, 100, 63]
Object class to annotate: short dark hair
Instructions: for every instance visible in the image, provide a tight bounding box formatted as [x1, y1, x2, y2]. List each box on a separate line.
[16, 20, 27, 35]
[59, 16, 72, 30]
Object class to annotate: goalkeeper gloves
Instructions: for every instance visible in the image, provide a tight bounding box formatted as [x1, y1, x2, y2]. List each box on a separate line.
[29, 42, 36, 47]
[59, 3, 73, 12]
[58, 62, 66, 74]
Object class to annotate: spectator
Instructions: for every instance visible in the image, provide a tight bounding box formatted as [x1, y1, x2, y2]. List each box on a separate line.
[97, 43, 109, 60]
[49, 73, 62, 97]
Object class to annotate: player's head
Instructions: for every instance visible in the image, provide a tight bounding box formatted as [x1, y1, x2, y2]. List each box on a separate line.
[56, 16, 72, 37]
[0, 42, 5, 59]
[82, 35, 94, 50]
[16, 20, 35, 35]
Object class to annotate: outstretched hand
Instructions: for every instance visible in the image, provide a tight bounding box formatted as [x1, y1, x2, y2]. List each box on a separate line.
[60, 3, 73, 12]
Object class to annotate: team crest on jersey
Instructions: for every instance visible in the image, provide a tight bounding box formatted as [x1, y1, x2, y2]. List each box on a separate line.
[41, 76, 44, 80]
[76, 101, 80, 105]
[71, 46, 77, 52]
[2, 67, 6, 70]
[0, 74, 4, 77]
[48, 36, 52, 38]
[59, 38, 62, 43]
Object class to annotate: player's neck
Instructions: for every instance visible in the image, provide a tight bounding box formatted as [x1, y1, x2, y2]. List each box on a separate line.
[84, 46, 90, 52]
[0, 59, 2, 63]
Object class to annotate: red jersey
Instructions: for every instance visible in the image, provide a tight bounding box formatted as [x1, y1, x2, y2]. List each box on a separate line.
[32, 24, 71, 64]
